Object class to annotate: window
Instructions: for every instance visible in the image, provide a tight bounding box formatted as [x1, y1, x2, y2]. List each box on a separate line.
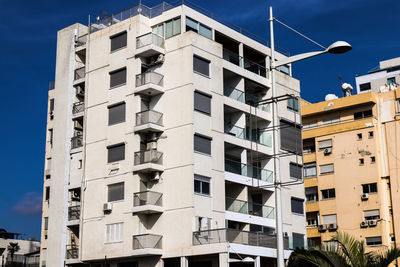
[280, 119, 302, 154]
[357, 133, 362, 140]
[193, 55, 210, 77]
[186, 17, 212, 39]
[303, 120, 317, 129]
[291, 198, 304, 215]
[359, 158, 364, 165]
[287, 97, 299, 112]
[354, 110, 372, 120]
[194, 175, 210, 195]
[318, 139, 332, 150]
[107, 143, 125, 163]
[48, 129, 53, 147]
[108, 182, 124, 202]
[108, 102, 126, 125]
[45, 186, 50, 201]
[322, 214, 337, 224]
[152, 17, 181, 39]
[277, 64, 290, 75]
[368, 131, 374, 138]
[289, 162, 302, 180]
[78, 159, 82, 169]
[366, 236, 382, 246]
[364, 209, 380, 220]
[45, 175, 50, 180]
[292, 233, 305, 249]
[194, 91, 211, 115]
[305, 187, 318, 202]
[362, 183, 377, 194]
[196, 216, 211, 232]
[320, 164, 334, 175]
[194, 134, 211, 155]
[370, 156, 376, 163]
[322, 116, 340, 125]
[49, 99, 54, 120]
[110, 68, 127, 88]
[387, 77, 396, 85]
[105, 223, 123, 243]
[304, 162, 317, 178]
[46, 158, 52, 169]
[398, 99, 400, 113]
[321, 189, 335, 200]
[110, 31, 127, 52]
[44, 217, 49, 230]
[359, 82, 371, 92]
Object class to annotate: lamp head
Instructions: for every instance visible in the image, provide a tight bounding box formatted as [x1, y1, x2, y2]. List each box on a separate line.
[327, 41, 352, 54]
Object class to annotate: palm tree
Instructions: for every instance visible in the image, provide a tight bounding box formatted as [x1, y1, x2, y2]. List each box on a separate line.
[288, 232, 400, 267]
[7, 242, 20, 267]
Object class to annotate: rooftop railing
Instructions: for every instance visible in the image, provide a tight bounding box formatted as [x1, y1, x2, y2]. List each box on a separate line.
[74, 67, 85, 81]
[72, 102, 84, 114]
[132, 234, 162, 250]
[225, 158, 273, 183]
[136, 72, 164, 87]
[225, 197, 275, 219]
[68, 205, 81, 221]
[136, 32, 164, 49]
[193, 228, 289, 249]
[134, 150, 163, 165]
[133, 191, 163, 207]
[136, 110, 163, 126]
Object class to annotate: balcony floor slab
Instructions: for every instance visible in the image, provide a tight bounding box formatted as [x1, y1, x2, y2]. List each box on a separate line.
[134, 123, 164, 133]
[132, 205, 163, 214]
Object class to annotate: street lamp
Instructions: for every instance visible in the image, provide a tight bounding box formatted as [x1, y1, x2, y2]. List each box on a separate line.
[268, 6, 351, 267]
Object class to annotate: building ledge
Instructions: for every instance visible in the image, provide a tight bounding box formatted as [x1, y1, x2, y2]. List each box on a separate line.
[135, 45, 164, 58]
[132, 205, 163, 214]
[134, 123, 164, 133]
[132, 163, 164, 173]
[131, 248, 162, 257]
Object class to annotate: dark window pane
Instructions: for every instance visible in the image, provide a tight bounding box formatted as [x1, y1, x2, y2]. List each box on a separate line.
[280, 120, 302, 154]
[110, 68, 127, 88]
[194, 91, 211, 115]
[291, 198, 304, 214]
[359, 82, 371, 91]
[108, 182, 124, 202]
[370, 183, 377, 193]
[330, 189, 336, 198]
[193, 55, 210, 76]
[50, 99, 55, 112]
[292, 233, 305, 249]
[194, 180, 201, 193]
[108, 102, 126, 125]
[362, 184, 368, 193]
[290, 162, 303, 180]
[111, 32, 127, 52]
[202, 182, 210, 195]
[45, 187, 50, 201]
[194, 134, 211, 155]
[108, 143, 125, 163]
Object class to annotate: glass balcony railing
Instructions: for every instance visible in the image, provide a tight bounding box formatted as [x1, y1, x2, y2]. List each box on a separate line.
[136, 72, 164, 87]
[224, 124, 272, 147]
[136, 110, 163, 126]
[224, 124, 246, 139]
[244, 58, 267, 78]
[225, 197, 275, 219]
[74, 67, 85, 81]
[134, 150, 163, 165]
[136, 33, 164, 49]
[224, 87, 245, 103]
[71, 135, 83, 149]
[68, 205, 80, 221]
[223, 48, 243, 67]
[223, 48, 268, 78]
[225, 158, 273, 182]
[133, 191, 162, 207]
[132, 234, 162, 250]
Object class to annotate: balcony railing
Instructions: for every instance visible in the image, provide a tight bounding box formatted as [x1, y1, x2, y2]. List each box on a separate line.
[226, 197, 275, 219]
[223, 48, 243, 67]
[136, 33, 164, 49]
[72, 102, 84, 114]
[225, 159, 273, 183]
[225, 124, 246, 139]
[134, 150, 163, 165]
[74, 67, 85, 81]
[223, 48, 268, 78]
[71, 135, 83, 149]
[224, 124, 272, 147]
[245, 93, 270, 112]
[193, 228, 288, 249]
[136, 110, 163, 126]
[66, 245, 78, 259]
[132, 234, 162, 250]
[68, 205, 80, 221]
[223, 87, 270, 112]
[75, 34, 87, 47]
[133, 191, 162, 207]
[136, 72, 164, 87]
[224, 87, 245, 103]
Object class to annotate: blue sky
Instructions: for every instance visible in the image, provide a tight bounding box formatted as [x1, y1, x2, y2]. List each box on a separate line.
[0, 0, 399, 240]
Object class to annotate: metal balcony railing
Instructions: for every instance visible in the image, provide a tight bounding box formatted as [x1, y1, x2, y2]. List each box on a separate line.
[132, 234, 162, 250]
[75, 34, 87, 47]
[134, 150, 163, 165]
[133, 191, 162, 207]
[136, 72, 164, 87]
[72, 102, 84, 114]
[193, 228, 289, 249]
[225, 159, 273, 182]
[68, 205, 80, 221]
[66, 245, 78, 259]
[74, 67, 85, 80]
[136, 110, 163, 126]
[71, 135, 83, 149]
[136, 32, 164, 49]
[225, 197, 275, 219]
[244, 58, 268, 78]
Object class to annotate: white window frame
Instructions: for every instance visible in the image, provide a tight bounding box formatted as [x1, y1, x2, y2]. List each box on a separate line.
[105, 222, 123, 243]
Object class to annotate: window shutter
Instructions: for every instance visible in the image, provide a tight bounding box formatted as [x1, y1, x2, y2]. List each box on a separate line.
[194, 134, 211, 155]
[320, 164, 334, 174]
[364, 209, 379, 217]
[110, 32, 127, 51]
[108, 143, 125, 163]
[108, 182, 124, 202]
[193, 55, 210, 76]
[194, 91, 211, 114]
[110, 68, 127, 88]
[291, 198, 304, 214]
[290, 162, 303, 180]
[318, 139, 332, 149]
[108, 102, 126, 125]
[322, 214, 337, 224]
[280, 120, 302, 154]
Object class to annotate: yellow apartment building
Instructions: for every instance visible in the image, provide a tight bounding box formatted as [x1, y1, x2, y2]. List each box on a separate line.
[301, 88, 400, 254]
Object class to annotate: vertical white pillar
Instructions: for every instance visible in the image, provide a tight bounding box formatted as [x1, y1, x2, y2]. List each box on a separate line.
[219, 252, 229, 267]
[180, 256, 188, 267]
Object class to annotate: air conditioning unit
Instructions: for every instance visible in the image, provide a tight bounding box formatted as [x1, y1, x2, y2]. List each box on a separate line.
[324, 147, 332, 155]
[103, 203, 112, 213]
[361, 193, 369, 201]
[360, 221, 368, 228]
[318, 225, 327, 232]
[368, 220, 377, 227]
[328, 223, 338, 231]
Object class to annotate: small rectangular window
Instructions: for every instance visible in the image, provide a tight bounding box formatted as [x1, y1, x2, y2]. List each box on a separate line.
[45, 186, 50, 201]
[194, 91, 211, 115]
[359, 82, 371, 92]
[318, 139, 332, 150]
[359, 158, 364, 165]
[280, 119, 302, 154]
[322, 214, 337, 224]
[305, 187, 318, 202]
[186, 17, 198, 32]
[108, 182, 124, 202]
[194, 134, 211, 155]
[354, 110, 372, 120]
[364, 209, 380, 220]
[199, 23, 212, 39]
[321, 189, 335, 199]
[357, 133, 362, 140]
[110, 32, 127, 52]
[194, 174, 210, 195]
[362, 183, 377, 194]
[291, 198, 304, 214]
[289, 162, 303, 180]
[292, 233, 305, 249]
[304, 162, 317, 178]
[387, 77, 396, 85]
[368, 131, 374, 138]
[44, 217, 49, 230]
[370, 156, 376, 163]
[49, 99, 55, 120]
[193, 55, 210, 77]
[366, 236, 382, 246]
[110, 68, 127, 88]
[108, 102, 126, 125]
[320, 164, 334, 174]
[107, 143, 125, 163]
[287, 97, 299, 112]
[78, 159, 83, 169]
[105, 223, 123, 243]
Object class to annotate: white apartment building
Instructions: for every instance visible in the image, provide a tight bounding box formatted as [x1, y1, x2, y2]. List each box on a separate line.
[40, 2, 305, 267]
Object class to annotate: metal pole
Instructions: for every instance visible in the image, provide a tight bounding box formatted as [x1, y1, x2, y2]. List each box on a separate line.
[269, 6, 284, 267]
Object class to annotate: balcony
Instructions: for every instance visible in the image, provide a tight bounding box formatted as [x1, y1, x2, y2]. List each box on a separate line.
[72, 102, 84, 118]
[132, 234, 162, 256]
[222, 48, 268, 79]
[225, 158, 273, 183]
[134, 110, 164, 133]
[135, 72, 164, 95]
[67, 205, 80, 226]
[193, 228, 289, 250]
[224, 124, 272, 147]
[75, 34, 87, 47]
[133, 150, 163, 173]
[136, 33, 164, 57]
[73, 67, 85, 84]
[132, 191, 163, 214]
[226, 197, 274, 218]
[66, 245, 78, 259]
[71, 135, 83, 150]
